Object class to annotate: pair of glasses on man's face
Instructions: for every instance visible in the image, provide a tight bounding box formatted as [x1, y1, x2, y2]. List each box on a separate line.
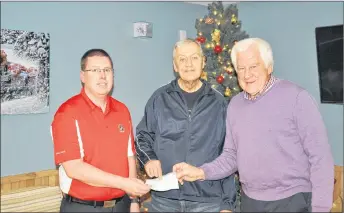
[83, 68, 114, 73]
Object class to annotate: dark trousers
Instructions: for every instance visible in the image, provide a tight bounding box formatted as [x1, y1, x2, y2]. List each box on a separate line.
[241, 191, 312, 212]
[60, 195, 130, 213]
[147, 194, 221, 212]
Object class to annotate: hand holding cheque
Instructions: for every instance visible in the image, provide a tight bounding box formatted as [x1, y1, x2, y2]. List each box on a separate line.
[143, 162, 204, 192]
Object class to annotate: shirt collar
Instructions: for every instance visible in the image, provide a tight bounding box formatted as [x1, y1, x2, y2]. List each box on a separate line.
[166, 78, 215, 96]
[80, 88, 117, 113]
[244, 75, 277, 100]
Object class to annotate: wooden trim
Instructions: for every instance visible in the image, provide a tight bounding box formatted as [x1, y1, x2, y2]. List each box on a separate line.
[331, 165, 343, 212]
[335, 165, 343, 172]
[333, 165, 343, 198]
[1, 169, 59, 195]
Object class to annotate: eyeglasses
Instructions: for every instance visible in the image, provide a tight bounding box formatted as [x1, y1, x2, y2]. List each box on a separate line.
[83, 68, 114, 73]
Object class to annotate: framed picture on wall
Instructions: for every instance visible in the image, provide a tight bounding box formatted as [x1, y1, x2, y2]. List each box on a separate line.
[0, 29, 50, 115]
[315, 24, 343, 104]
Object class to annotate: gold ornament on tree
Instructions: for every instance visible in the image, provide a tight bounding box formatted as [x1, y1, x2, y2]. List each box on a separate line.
[211, 29, 221, 44]
[224, 87, 232, 97]
[201, 71, 208, 81]
[226, 66, 234, 74]
[231, 14, 238, 24]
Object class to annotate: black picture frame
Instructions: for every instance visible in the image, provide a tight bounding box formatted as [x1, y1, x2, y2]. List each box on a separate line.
[315, 24, 343, 104]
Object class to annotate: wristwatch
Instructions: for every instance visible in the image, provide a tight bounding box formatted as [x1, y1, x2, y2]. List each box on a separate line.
[131, 197, 141, 204]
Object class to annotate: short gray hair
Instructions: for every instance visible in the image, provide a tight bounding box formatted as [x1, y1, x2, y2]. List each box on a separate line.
[173, 39, 204, 60]
[231, 38, 274, 70]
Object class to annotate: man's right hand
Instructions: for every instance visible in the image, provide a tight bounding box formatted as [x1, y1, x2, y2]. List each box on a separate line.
[144, 160, 162, 178]
[172, 162, 205, 184]
[122, 178, 151, 197]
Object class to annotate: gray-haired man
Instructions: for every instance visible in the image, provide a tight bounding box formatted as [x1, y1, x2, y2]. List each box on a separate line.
[136, 39, 237, 212]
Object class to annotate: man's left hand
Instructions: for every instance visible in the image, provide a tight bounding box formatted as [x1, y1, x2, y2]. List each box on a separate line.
[130, 203, 140, 213]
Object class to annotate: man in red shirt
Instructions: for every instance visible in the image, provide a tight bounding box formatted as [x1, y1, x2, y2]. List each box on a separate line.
[51, 49, 150, 212]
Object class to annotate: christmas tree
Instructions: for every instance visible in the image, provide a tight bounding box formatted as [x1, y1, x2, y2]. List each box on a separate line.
[195, 1, 249, 101]
[194, 2, 249, 211]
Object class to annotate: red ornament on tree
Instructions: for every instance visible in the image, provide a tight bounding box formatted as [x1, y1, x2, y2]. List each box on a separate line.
[196, 36, 206, 44]
[214, 45, 222, 54]
[216, 75, 224, 84]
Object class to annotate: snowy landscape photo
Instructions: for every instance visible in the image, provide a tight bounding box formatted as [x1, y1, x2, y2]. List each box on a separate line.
[1, 29, 50, 115]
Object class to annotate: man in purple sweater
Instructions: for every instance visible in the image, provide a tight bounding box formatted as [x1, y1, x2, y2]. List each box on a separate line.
[173, 38, 334, 212]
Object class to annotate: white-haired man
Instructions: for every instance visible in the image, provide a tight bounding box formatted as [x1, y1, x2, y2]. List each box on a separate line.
[136, 39, 237, 212]
[173, 38, 334, 212]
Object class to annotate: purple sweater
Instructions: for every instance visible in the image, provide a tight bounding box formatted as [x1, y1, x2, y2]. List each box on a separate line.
[200, 79, 334, 212]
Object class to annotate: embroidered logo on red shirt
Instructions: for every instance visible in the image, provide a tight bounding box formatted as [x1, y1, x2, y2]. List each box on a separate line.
[118, 124, 125, 133]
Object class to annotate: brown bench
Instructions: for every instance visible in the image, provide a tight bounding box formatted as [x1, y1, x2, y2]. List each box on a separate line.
[1, 169, 61, 212]
[1, 186, 62, 212]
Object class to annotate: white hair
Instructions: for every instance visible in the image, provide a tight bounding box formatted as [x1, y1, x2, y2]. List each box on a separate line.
[231, 38, 274, 70]
[173, 39, 204, 60]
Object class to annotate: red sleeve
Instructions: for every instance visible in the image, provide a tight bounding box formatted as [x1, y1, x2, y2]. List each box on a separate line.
[51, 107, 82, 165]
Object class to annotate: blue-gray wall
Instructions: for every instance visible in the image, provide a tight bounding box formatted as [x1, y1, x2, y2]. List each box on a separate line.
[0, 2, 207, 176]
[238, 2, 343, 165]
[1, 2, 343, 177]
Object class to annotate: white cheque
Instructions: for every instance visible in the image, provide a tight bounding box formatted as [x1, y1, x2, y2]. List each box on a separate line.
[145, 172, 180, 191]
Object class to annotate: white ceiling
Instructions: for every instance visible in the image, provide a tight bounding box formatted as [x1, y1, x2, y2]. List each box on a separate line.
[185, 1, 236, 6]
